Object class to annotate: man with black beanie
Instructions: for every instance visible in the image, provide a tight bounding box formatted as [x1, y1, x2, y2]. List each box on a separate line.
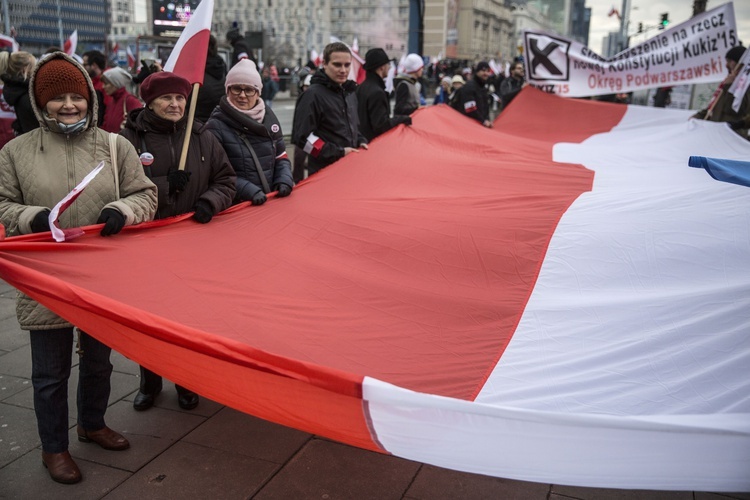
[453, 60, 493, 127]
[356, 47, 412, 141]
[692, 45, 750, 139]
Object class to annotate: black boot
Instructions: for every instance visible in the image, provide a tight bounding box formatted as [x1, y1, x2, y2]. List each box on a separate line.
[133, 366, 162, 411]
[176, 385, 199, 410]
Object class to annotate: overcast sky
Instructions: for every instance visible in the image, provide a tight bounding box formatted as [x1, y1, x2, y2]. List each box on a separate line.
[585, 0, 750, 55]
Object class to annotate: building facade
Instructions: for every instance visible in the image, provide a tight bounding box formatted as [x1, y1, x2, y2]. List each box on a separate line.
[424, 0, 513, 63]
[1, 0, 110, 55]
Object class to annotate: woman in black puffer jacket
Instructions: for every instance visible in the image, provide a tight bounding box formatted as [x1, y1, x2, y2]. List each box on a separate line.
[204, 59, 293, 206]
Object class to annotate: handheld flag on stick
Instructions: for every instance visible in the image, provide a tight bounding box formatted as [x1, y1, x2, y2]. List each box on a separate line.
[163, 0, 215, 171]
[63, 30, 77, 56]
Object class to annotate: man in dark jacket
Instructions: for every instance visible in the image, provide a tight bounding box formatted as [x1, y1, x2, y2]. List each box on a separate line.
[453, 61, 493, 127]
[194, 34, 227, 123]
[499, 60, 526, 109]
[292, 42, 368, 175]
[356, 47, 411, 141]
[226, 26, 254, 68]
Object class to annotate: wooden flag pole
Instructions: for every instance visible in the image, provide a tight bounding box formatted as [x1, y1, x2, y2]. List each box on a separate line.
[178, 82, 201, 171]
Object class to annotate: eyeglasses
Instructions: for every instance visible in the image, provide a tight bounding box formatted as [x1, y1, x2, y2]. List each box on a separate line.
[229, 86, 258, 97]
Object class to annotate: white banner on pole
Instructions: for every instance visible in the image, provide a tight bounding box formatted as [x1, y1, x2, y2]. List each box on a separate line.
[523, 2, 738, 97]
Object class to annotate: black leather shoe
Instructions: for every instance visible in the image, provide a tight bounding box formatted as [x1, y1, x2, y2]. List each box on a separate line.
[133, 386, 161, 411]
[177, 390, 199, 410]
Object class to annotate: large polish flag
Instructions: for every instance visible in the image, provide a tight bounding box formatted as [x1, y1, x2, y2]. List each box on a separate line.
[0, 88, 747, 492]
[163, 0, 214, 84]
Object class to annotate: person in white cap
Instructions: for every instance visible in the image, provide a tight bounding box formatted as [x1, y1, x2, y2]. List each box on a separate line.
[100, 66, 142, 133]
[394, 53, 424, 116]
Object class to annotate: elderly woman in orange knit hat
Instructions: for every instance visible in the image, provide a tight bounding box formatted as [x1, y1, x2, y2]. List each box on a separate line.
[0, 52, 157, 484]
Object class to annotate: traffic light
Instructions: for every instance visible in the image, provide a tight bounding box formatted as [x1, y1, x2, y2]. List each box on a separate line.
[659, 13, 669, 29]
[638, 22, 643, 33]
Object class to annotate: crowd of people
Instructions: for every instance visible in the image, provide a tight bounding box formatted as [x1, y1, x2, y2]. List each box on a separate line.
[0, 34, 747, 486]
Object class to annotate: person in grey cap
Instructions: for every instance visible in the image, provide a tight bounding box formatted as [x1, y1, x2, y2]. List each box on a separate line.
[356, 47, 412, 141]
[101, 66, 142, 133]
[453, 60, 493, 127]
[692, 45, 750, 139]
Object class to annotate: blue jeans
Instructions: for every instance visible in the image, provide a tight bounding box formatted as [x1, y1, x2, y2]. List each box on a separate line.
[30, 328, 112, 453]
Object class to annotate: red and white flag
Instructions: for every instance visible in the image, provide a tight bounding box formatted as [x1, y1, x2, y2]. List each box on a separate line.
[164, 0, 214, 85]
[2, 89, 748, 493]
[310, 49, 321, 67]
[0, 34, 19, 53]
[63, 30, 77, 56]
[126, 46, 136, 70]
[49, 162, 105, 242]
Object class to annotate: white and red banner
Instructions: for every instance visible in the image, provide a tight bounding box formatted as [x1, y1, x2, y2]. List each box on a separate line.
[0, 89, 748, 492]
[524, 2, 738, 97]
[163, 0, 214, 85]
[728, 44, 750, 112]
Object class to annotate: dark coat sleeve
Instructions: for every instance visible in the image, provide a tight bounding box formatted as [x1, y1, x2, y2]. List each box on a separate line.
[198, 132, 237, 213]
[292, 90, 345, 165]
[16, 94, 39, 134]
[457, 82, 483, 123]
[500, 79, 523, 107]
[272, 135, 294, 189]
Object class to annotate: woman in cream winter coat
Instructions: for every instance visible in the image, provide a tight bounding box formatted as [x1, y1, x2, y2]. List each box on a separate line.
[0, 52, 157, 485]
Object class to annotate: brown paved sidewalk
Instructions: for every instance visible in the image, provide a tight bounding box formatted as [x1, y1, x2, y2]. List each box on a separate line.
[1, 279, 748, 499]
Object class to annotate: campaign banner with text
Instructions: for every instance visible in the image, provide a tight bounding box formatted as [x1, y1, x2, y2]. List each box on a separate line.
[523, 2, 738, 97]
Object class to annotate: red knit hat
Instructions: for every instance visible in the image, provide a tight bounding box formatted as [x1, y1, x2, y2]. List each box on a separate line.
[34, 57, 90, 109]
[139, 71, 192, 105]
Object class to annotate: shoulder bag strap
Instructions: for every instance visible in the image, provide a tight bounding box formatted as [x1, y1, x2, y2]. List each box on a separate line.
[108, 132, 120, 199]
[235, 130, 271, 194]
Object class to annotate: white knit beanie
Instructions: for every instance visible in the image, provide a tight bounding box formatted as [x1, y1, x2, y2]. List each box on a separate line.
[403, 53, 424, 74]
[102, 66, 132, 90]
[225, 58, 262, 93]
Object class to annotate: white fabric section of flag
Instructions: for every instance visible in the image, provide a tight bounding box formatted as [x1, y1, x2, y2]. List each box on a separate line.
[364, 106, 750, 492]
[728, 46, 750, 112]
[463, 100, 477, 112]
[164, 0, 214, 73]
[523, 3, 736, 97]
[50, 162, 105, 242]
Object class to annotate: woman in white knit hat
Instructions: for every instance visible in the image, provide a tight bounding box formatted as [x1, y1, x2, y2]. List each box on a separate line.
[101, 66, 142, 133]
[204, 58, 293, 206]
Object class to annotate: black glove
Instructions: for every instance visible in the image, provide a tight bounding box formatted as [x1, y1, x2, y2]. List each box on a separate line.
[30, 209, 51, 233]
[402, 116, 413, 126]
[275, 184, 292, 197]
[133, 60, 153, 84]
[168, 170, 192, 195]
[97, 208, 126, 236]
[252, 191, 267, 205]
[729, 120, 744, 130]
[193, 200, 213, 224]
